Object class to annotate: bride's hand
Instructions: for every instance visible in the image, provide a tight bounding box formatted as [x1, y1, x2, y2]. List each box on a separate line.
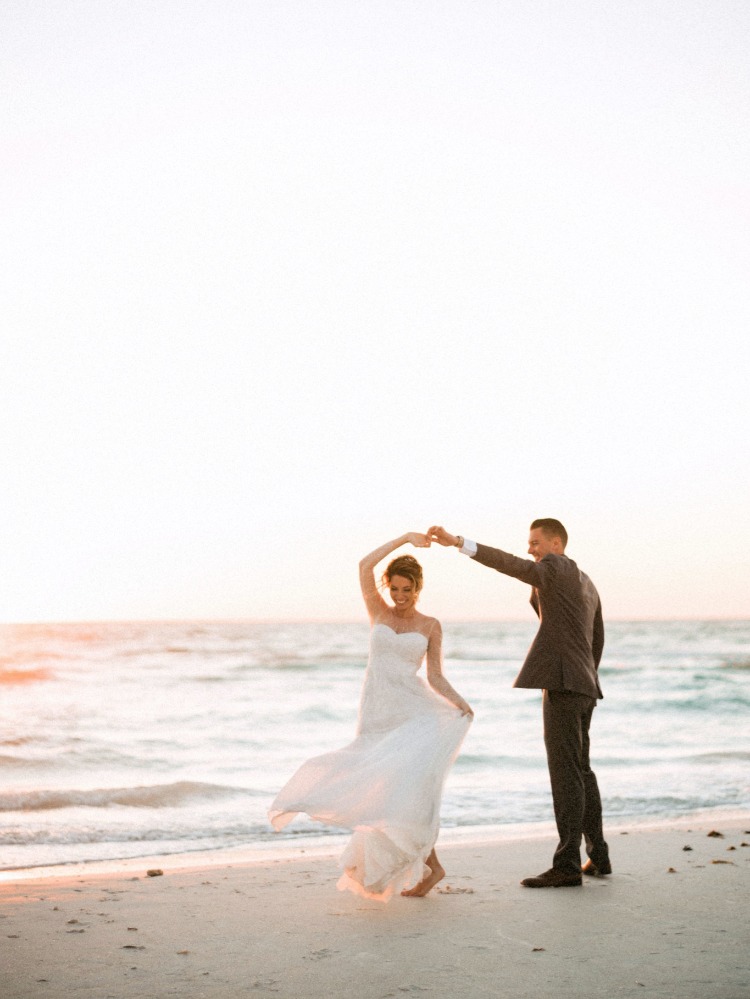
[406, 532, 431, 548]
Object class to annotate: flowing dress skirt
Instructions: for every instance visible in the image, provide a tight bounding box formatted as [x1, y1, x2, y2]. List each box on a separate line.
[269, 626, 471, 900]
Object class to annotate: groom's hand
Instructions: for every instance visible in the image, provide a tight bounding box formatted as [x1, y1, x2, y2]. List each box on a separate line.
[427, 525, 458, 547]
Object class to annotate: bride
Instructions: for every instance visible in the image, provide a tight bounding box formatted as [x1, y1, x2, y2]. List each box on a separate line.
[268, 533, 473, 900]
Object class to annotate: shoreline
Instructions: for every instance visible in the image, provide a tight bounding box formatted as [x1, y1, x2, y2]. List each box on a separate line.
[2, 815, 748, 999]
[2, 806, 748, 885]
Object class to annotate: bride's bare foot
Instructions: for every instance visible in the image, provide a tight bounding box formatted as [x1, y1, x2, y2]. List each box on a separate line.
[401, 851, 445, 897]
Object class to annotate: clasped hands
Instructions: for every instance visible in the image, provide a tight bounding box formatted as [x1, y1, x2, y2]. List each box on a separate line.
[407, 527, 460, 548]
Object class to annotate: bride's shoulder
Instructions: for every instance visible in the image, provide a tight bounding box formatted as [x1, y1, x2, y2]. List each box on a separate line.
[418, 613, 441, 632]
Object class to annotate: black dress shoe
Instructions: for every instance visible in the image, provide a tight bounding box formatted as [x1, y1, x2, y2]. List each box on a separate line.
[521, 868, 583, 888]
[582, 859, 612, 877]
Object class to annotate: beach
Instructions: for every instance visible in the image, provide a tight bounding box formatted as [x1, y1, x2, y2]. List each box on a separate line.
[3, 619, 749, 996]
[2, 817, 748, 999]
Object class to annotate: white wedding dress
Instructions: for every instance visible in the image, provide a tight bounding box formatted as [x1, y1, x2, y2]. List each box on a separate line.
[269, 621, 471, 900]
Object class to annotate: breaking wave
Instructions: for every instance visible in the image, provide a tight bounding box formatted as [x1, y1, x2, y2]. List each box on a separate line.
[0, 781, 250, 813]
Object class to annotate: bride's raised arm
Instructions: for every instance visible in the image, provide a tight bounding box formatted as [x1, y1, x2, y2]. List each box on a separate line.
[359, 533, 431, 621]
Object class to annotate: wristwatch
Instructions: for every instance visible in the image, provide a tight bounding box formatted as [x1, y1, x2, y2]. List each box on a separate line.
[454, 535, 464, 549]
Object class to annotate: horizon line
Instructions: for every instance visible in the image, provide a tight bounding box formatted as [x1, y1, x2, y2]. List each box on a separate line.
[1, 615, 748, 628]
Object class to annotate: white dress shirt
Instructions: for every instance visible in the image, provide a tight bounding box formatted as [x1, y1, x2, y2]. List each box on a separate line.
[458, 537, 478, 557]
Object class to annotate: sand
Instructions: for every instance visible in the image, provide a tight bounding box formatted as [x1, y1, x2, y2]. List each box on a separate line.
[1, 818, 749, 999]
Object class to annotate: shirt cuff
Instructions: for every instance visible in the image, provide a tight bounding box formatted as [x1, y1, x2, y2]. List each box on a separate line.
[459, 538, 478, 557]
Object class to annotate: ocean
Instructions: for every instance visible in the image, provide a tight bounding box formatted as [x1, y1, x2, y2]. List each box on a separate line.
[1, 619, 749, 872]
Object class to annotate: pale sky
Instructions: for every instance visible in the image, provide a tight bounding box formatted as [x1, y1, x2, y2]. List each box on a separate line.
[2, 0, 749, 624]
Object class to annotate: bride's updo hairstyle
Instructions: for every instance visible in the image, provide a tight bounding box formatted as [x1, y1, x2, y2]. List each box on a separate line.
[381, 555, 424, 596]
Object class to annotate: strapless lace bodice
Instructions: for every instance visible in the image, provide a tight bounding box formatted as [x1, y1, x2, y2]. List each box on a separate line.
[369, 623, 428, 674]
[358, 623, 457, 739]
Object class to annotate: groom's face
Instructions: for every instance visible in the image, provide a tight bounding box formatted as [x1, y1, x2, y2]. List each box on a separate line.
[528, 528, 560, 562]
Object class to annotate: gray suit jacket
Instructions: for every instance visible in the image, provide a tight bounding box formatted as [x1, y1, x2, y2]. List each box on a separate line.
[473, 544, 604, 699]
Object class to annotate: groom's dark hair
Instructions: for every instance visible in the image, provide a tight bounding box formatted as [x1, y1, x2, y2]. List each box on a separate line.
[530, 518, 568, 550]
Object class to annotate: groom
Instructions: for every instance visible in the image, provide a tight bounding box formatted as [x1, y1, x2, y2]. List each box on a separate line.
[428, 520, 610, 888]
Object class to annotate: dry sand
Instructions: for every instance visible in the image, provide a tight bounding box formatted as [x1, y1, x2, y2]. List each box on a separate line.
[2, 818, 749, 999]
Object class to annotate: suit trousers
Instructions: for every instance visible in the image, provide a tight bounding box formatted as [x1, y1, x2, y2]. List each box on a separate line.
[542, 689, 609, 876]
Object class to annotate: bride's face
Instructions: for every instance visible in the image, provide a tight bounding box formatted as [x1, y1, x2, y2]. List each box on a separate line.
[388, 574, 418, 613]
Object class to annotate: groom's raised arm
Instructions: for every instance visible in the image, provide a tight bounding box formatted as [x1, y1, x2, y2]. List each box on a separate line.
[472, 544, 544, 586]
[427, 525, 547, 587]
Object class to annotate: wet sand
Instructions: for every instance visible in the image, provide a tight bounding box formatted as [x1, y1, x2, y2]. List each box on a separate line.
[2, 818, 749, 999]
